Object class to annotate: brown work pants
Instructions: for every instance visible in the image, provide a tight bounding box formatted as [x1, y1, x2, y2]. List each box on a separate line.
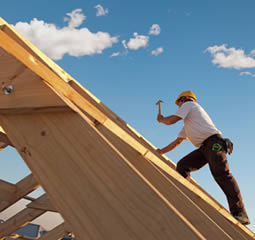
[176, 134, 245, 215]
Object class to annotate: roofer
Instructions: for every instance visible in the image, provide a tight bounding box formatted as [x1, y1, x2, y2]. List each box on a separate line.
[156, 91, 250, 225]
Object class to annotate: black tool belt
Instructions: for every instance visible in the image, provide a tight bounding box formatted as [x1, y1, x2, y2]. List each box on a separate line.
[202, 134, 234, 155]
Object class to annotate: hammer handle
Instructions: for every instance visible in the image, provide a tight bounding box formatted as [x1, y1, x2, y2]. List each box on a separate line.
[158, 104, 162, 115]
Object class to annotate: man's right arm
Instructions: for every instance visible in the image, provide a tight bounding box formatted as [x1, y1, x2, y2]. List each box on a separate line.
[157, 114, 182, 125]
[157, 137, 185, 155]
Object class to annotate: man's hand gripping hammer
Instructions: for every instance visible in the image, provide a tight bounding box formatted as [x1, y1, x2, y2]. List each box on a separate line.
[156, 100, 164, 123]
[156, 100, 163, 115]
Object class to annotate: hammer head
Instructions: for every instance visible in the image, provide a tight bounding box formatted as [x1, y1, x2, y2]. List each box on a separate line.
[156, 100, 163, 106]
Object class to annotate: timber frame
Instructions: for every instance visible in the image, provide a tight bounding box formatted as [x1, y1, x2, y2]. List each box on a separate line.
[0, 17, 254, 240]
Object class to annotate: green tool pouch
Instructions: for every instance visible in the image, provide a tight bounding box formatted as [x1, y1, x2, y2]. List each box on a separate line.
[211, 143, 222, 152]
[211, 139, 233, 155]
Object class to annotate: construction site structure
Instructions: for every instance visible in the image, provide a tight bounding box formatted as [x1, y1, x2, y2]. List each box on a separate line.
[0, 17, 254, 240]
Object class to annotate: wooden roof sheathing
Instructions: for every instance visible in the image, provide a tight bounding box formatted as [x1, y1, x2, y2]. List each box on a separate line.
[0, 17, 254, 239]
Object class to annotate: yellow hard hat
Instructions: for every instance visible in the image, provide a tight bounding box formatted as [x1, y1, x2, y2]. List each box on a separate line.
[175, 91, 197, 105]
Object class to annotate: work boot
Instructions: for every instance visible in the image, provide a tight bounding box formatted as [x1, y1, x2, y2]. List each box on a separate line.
[232, 212, 250, 225]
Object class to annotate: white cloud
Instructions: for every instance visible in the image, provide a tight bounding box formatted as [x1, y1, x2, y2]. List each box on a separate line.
[13, 9, 118, 60]
[151, 47, 163, 56]
[64, 9, 86, 28]
[250, 50, 255, 56]
[126, 32, 149, 50]
[95, 4, 109, 16]
[205, 44, 255, 70]
[110, 52, 120, 57]
[240, 71, 255, 77]
[149, 24, 161, 35]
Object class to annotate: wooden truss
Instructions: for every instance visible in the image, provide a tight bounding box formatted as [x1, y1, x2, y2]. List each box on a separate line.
[0, 17, 254, 240]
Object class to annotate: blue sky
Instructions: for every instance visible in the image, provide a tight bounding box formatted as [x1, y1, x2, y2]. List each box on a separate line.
[0, 0, 255, 232]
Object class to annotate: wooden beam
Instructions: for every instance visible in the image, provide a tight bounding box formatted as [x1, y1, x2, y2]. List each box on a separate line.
[0, 195, 46, 239]
[0, 179, 16, 203]
[39, 223, 71, 240]
[0, 106, 72, 115]
[9, 235, 36, 240]
[27, 194, 56, 212]
[17, 237, 36, 240]
[0, 111, 207, 240]
[0, 30, 107, 121]
[23, 196, 36, 201]
[23, 196, 36, 202]
[16, 174, 40, 199]
[0, 48, 67, 111]
[0, 19, 72, 83]
[0, 174, 39, 212]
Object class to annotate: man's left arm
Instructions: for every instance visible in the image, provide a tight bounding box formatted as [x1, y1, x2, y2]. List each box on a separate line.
[157, 137, 185, 155]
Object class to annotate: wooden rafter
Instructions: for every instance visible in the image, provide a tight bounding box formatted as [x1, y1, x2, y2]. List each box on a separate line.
[0, 194, 49, 239]
[27, 194, 56, 212]
[39, 223, 71, 240]
[0, 174, 39, 212]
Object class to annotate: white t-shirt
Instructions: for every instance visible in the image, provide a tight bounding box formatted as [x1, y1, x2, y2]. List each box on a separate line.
[174, 101, 221, 147]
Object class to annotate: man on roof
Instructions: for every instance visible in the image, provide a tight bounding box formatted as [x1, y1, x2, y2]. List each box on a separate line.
[156, 90, 250, 225]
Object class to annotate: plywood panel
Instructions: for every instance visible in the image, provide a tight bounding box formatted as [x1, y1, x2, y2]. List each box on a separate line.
[0, 111, 205, 240]
[93, 123, 234, 240]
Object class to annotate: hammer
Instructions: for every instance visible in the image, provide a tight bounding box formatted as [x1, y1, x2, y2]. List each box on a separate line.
[156, 100, 163, 115]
